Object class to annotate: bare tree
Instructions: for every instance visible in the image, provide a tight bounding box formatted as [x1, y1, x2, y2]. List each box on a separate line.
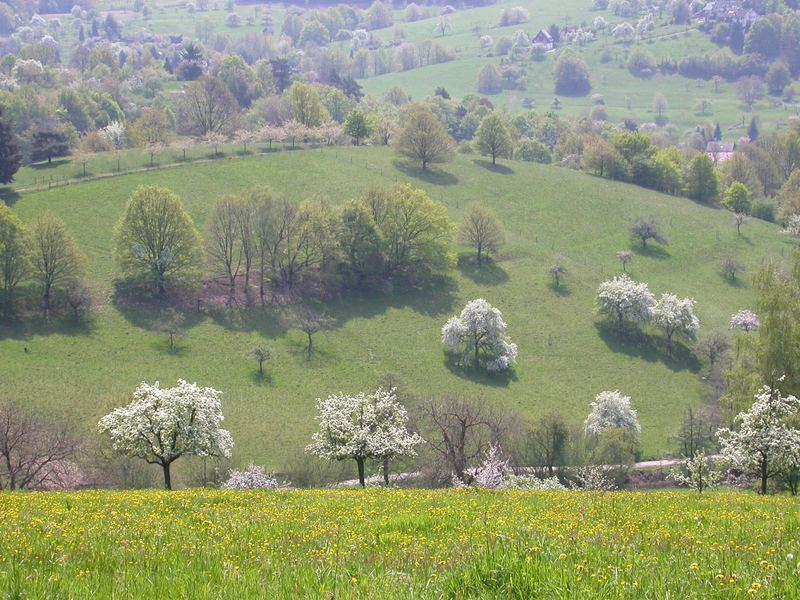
[616, 250, 633, 272]
[420, 396, 508, 483]
[181, 75, 238, 136]
[630, 217, 668, 249]
[548, 259, 568, 289]
[206, 196, 243, 304]
[526, 412, 569, 476]
[290, 307, 335, 354]
[459, 204, 505, 265]
[64, 279, 93, 322]
[695, 331, 731, 369]
[721, 256, 745, 281]
[734, 212, 749, 235]
[0, 402, 78, 490]
[252, 346, 272, 377]
[234, 198, 256, 301]
[158, 308, 185, 351]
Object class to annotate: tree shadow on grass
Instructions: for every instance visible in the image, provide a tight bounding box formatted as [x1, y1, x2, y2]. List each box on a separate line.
[0, 310, 96, 342]
[594, 321, 701, 373]
[0, 187, 20, 205]
[631, 243, 671, 260]
[29, 159, 69, 171]
[151, 338, 190, 356]
[458, 255, 509, 286]
[250, 371, 275, 386]
[547, 282, 572, 297]
[392, 160, 459, 186]
[472, 159, 514, 175]
[443, 353, 518, 387]
[720, 274, 747, 288]
[285, 338, 336, 365]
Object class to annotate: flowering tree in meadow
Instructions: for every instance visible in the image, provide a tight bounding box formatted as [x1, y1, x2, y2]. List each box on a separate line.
[224, 464, 280, 490]
[717, 383, 800, 494]
[667, 450, 721, 493]
[730, 309, 759, 332]
[98, 380, 234, 490]
[442, 299, 518, 371]
[306, 388, 423, 487]
[651, 293, 700, 353]
[596, 274, 655, 331]
[585, 390, 641, 438]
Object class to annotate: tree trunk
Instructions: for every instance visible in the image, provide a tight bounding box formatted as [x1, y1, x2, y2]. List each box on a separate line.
[162, 462, 172, 490]
[258, 360, 263, 376]
[760, 458, 768, 495]
[477, 246, 482, 265]
[474, 341, 480, 368]
[307, 332, 313, 354]
[356, 457, 365, 487]
[383, 457, 389, 485]
[492, 151, 496, 166]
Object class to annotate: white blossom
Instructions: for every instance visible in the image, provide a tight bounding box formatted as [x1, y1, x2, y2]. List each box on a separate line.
[585, 390, 640, 437]
[717, 383, 800, 493]
[570, 465, 616, 490]
[730, 309, 759, 332]
[442, 298, 517, 371]
[781, 214, 800, 238]
[506, 474, 566, 490]
[98, 379, 233, 489]
[100, 121, 127, 149]
[596, 274, 655, 329]
[650, 292, 700, 351]
[306, 388, 423, 485]
[224, 464, 280, 490]
[667, 450, 721, 492]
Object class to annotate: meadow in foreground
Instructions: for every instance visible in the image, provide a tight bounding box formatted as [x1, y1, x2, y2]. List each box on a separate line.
[0, 489, 798, 598]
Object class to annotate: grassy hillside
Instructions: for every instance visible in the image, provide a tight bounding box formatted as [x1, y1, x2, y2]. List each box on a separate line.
[0, 146, 790, 475]
[1, 489, 797, 597]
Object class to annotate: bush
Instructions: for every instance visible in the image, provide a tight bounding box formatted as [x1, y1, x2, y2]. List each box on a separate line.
[752, 200, 776, 222]
[224, 464, 280, 490]
[515, 139, 552, 163]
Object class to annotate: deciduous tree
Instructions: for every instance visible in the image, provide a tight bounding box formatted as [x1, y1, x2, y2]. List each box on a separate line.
[458, 204, 505, 264]
[394, 106, 454, 170]
[442, 298, 518, 371]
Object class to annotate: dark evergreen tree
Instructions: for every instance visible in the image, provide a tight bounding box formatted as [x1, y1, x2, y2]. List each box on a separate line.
[729, 21, 744, 54]
[713, 122, 722, 141]
[748, 117, 759, 141]
[0, 107, 21, 185]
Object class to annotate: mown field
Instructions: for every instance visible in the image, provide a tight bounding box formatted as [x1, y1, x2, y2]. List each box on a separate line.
[0, 146, 791, 478]
[0, 489, 797, 598]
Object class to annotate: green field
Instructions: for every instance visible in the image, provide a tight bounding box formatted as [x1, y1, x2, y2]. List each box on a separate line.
[0, 489, 797, 597]
[0, 146, 790, 480]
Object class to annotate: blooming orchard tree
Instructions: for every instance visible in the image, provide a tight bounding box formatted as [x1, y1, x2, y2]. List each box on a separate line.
[651, 293, 700, 353]
[585, 390, 641, 438]
[442, 299, 518, 371]
[224, 464, 280, 490]
[717, 383, 800, 494]
[596, 274, 655, 331]
[306, 388, 423, 487]
[453, 444, 510, 488]
[730, 309, 760, 332]
[98, 380, 234, 490]
[667, 450, 721, 493]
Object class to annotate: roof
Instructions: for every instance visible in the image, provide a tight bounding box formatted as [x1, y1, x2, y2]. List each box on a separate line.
[706, 141, 735, 152]
[533, 29, 553, 41]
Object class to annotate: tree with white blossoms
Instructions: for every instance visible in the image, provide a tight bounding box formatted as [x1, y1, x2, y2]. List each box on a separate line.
[306, 388, 423, 487]
[667, 450, 721, 493]
[585, 390, 641, 439]
[453, 444, 509, 488]
[651, 293, 700, 354]
[717, 383, 800, 494]
[98, 380, 233, 490]
[224, 464, 280, 490]
[596, 274, 655, 331]
[730, 309, 759, 332]
[442, 298, 518, 371]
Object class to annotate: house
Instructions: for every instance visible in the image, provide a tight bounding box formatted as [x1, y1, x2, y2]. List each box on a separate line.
[696, 2, 758, 29]
[706, 141, 736, 164]
[532, 29, 553, 50]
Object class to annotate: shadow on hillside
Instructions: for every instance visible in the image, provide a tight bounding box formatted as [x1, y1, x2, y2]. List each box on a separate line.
[720, 274, 747, 288]
[0, 315, 95, 342]
[286, 338, 336, 365]
[594, 321, 701, 373]
[631, 244, 671, 260]
[547, 282, 572, 297]
[0, 187, 20, 205]
[473, 159, 514, 175]
[443, 353, 518, 387]
[392, 160, 459, 186]
[458, 256, 509, 286]
[29, 158, 69, 171]
[250, 371, 275, 386]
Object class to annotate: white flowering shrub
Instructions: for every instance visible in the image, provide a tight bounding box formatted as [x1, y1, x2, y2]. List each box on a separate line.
[506, 474, 566, 490]
[306, 388, 423, 486]
[730, 309, 759, 332]
[479, 34, 493, 49]
[452, 445, 510, 489]
[650, 292, 700, 351]
[585, 390, 640, 437]
[717, 383, 800, 494]
[781, 214, 800, 238]
[13, 59, 44, 84]
[100, 121, 127, 149]
[442, 298, 518, 371]
[570, 465, 616, 491]
[224, 464, 280, 490]
[596, 274, 655, 330]
[98, 379, 234, 489]
[667, 450, 721, 492]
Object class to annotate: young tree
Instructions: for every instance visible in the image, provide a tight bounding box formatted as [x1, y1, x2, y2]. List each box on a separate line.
[651, 292, 700, 353]
[206, 196, 243, 303]
[29, 212, 85, 315]
[64, 279, 93, 322]
[290, 306, 335, 354]
[723, 182, 753, 214]
[442, 298, 518, 371]
[343, 110, 371, 145]
[616, 250, 633, 272]
[596, 274, 655, 330]
[306, 388, 423, 486]
[114, 186, 201, 296]
[394, 106, 455, 170]
[252, 346, 272, 377]
[730, 309, 759, 332]
[630, 216, 668, 249]
[0, 402, 78, 490]
[459, 204, 505, 264]
[717, 384, 800, 494]
[476, 112, 513, 165]
[668, 450, 722, 492]
[548, 260, 568, 290]
[585, 390, 641, 439]
[733, 213, 749, 235]
[0, 107, 21, 184]
[685, 153, 719, 202]
[735, 76, 765, 110]
[158, 308, 185, 351]
[721, 256, 745, 282]
[652, 92, 668, 121]
[696, 331, 731, 369]
[477, 64, 502, 94]
[0, 204, 28, 312]
[98, 380, 234, 490]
